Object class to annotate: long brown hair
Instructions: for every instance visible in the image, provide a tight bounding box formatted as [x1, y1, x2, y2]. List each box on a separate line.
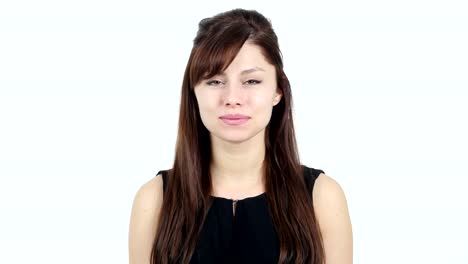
[151, 8, 324, 264]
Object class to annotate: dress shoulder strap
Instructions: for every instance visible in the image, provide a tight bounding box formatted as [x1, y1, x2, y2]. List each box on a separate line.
[156, 169, 168, 193]
[302, 165, 325, 195]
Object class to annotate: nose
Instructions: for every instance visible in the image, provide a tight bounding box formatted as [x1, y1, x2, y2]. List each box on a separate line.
[223, 82, 244, 107]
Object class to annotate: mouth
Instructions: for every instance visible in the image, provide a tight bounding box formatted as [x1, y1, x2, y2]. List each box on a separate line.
[219, 115, 250, 126]
[219, 114, 251, 119]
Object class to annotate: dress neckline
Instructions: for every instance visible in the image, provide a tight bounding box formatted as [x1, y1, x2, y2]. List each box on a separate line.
[210, 192, 266, 202]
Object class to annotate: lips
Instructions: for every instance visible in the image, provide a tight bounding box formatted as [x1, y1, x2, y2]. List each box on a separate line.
[219, 114, 250, 126]
[219, 114, 251, 120]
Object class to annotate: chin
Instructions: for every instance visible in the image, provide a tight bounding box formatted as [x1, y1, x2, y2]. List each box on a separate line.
[216, 133, 251, 144]
[211, 126, 265, 144]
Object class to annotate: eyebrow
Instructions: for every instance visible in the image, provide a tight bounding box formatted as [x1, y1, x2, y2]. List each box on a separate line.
[240, 67, 265, 75]
[217, 67, 265, 76]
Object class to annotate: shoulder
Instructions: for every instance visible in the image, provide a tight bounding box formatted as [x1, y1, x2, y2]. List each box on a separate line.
[128, 173, 164, 263]
[132, 173, 164, 214]
[313, 172, 346, 206]
[313, 173, 353, 263]
[130, 173, 164, 223]
[313, 172, 350, 228]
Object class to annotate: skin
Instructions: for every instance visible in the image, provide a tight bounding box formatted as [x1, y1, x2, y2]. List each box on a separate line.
[128, 41, 353, 264]
[314, 173, 353, 263]
[193, 40, 282, 199]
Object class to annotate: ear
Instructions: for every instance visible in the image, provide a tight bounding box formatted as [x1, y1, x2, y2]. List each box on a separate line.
[273, 88, 282, 106]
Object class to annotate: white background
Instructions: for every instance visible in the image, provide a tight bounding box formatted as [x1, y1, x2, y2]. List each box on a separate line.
[1, 0, 467, 263]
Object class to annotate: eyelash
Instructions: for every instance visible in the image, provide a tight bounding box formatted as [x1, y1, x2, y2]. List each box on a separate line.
[206, 80, 223, 86]
[245, 79, 262, 85]
[206, 80, 262, 86]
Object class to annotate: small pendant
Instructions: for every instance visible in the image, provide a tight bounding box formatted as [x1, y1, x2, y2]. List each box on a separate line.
[232, 199, 239, 216]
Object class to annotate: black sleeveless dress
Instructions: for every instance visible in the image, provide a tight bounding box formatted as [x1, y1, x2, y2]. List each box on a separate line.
[156, 165, 324, 264]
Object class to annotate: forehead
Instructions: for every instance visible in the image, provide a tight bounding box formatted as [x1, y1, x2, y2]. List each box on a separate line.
[222, 42, 274, 74]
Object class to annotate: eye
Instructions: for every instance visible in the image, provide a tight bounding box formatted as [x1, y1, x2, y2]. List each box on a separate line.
[206, 80, 223, 86]
[245, 79, 262, 85]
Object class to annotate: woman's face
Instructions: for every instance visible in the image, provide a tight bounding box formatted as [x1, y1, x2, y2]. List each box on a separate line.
[194, 41, 282, 144]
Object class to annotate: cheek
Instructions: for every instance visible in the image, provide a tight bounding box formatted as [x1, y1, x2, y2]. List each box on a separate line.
[251, 100, 274, 126]
[196, 91, 211, 110]
[251, 91, 276, 109]
[198, 97, 217, 115]
[196, 93, 219, 127]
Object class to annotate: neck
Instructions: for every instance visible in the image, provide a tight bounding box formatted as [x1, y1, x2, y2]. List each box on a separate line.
[209, 131, 266, 194]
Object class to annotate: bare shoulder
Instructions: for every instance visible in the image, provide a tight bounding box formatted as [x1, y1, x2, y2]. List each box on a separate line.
[128, 174, 164, 264]
[313, 172, 347, 206]
[130, 174, 164, 221]
[133, 174, 164, 210]
[313, 173, 353, 263]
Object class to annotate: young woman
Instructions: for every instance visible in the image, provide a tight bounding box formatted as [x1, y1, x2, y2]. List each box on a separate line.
[129, 8, 352, 264]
